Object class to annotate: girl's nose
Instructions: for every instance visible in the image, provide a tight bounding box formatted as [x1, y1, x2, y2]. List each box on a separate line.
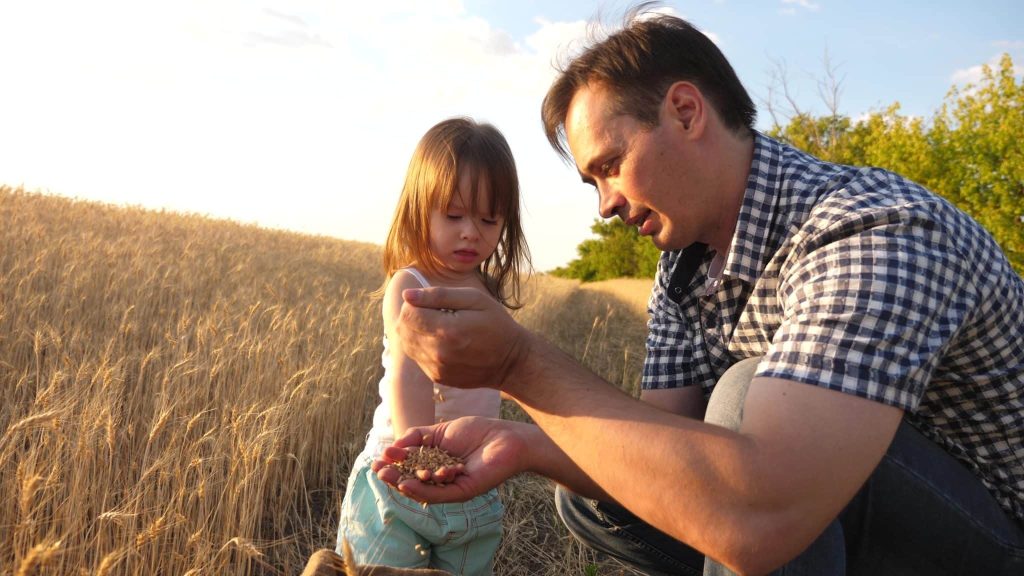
[460, 220, 479, 240]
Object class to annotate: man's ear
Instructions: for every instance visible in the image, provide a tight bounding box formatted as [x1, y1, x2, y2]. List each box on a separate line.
[664, 81, 704, 136]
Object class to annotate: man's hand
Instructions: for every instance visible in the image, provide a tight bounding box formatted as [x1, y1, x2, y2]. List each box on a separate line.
[397, 287, 531, 390]
[372, 417, 532, 503]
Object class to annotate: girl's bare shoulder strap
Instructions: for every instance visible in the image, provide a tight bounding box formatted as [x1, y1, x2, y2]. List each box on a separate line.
[398, 266, 431, 288]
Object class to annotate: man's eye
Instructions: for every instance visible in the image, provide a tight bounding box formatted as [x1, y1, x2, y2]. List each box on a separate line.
[601, 160, 618, 176]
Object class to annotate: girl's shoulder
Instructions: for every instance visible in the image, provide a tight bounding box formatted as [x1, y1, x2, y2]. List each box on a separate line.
[385, 265, 443, 311]
[381, 268, 428, 329]
[389, 266, 495, 299]
[393, 266, 431, 288]
[385, 267, 430, 299]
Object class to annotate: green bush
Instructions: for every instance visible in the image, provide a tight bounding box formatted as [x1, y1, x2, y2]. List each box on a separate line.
[550, 218, 660, 281]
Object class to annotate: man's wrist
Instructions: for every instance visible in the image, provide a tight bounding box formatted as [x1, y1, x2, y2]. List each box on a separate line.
[496, 328, 537, 397]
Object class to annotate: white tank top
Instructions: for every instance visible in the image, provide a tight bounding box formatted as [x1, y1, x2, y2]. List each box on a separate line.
[364, 267, 501, 455]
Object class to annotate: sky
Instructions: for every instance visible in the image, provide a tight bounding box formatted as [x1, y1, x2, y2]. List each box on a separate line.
[1, 1, 1021, 272]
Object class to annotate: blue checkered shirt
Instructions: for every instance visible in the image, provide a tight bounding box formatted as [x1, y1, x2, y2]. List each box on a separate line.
[644, 133, 1024, 522]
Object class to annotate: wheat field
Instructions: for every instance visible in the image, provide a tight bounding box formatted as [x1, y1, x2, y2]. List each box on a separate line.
[0, 186, 650, 575]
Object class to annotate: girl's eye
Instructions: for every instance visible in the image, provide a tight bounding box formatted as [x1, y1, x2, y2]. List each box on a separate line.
[446, 214, 463, 220]
[482, 218, 499, 226]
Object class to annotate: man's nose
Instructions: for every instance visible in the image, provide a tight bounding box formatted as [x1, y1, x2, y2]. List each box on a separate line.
[598, 184, 625, 219]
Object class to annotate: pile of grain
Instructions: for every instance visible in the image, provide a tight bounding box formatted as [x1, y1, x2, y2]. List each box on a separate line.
[390, 447, 464, 485]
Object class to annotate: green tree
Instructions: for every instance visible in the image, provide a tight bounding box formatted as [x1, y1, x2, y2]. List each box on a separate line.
[841, 103, 935, 182]
[771, 54, 1023, 273]
[551, 218, 660, 281]
[771, 112, 853, 160]
[928, 54, 1024, 269]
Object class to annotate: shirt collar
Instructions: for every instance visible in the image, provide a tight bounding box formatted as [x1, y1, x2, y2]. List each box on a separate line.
[719, 132, 787, 284]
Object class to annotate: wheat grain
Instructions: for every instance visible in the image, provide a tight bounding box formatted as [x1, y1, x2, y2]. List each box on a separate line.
[389, 446, 464, 485]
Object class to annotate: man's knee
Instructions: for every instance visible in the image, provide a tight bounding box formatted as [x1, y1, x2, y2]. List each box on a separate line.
[555, 487, 706, 575]
[554, 485, 596, 540]
[704, 356, 762, 431]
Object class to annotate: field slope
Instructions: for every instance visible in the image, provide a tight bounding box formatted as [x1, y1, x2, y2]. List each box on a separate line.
[0, 186, 646, 575]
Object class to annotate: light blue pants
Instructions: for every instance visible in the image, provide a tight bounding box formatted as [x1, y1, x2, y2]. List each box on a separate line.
[337, 447, 503, 575]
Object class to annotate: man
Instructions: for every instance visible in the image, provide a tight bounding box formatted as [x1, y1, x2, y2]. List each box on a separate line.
[374, 9, 1024, 575]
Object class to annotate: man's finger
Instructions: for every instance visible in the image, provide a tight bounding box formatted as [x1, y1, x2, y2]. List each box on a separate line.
[391, 425, 438, 450]
[375, 465, 402, 487]
[402, 286, 487, 311]
[374, 445, 410, 465]
[396, 479, 467, 504]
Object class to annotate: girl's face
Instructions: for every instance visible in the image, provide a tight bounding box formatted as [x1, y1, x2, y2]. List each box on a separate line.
[428, 168, 504, 276]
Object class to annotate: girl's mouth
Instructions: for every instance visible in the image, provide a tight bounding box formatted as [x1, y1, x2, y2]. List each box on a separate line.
[454, 250, 478, 262]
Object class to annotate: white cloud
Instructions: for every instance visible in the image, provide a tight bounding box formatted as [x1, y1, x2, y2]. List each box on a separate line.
[951, 53, 1024, 86]
[851, 111, 873, 125]
[951, 63, 986, 85]
[249, 9, 332, 48]
[529, 17, 589, 67]
[636, 5, 681, 19]
[0, 0, 599, 271]
[992, 39, 1024, 51]
[781, 0, 821, 13]
[850, 110, 923, 128]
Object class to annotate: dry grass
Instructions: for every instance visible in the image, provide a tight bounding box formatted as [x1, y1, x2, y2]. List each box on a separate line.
[0, 186, 650, 575]
[578, 278, 654, 317]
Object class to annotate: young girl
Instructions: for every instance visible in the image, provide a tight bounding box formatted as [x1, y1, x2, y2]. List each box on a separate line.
[337, 117, 530, 575]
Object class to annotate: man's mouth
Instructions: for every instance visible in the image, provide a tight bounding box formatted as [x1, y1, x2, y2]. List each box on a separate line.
[626, 211, 652, 236]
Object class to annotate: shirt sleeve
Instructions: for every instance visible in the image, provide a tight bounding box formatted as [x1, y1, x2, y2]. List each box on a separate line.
[760, 200, 974, 412]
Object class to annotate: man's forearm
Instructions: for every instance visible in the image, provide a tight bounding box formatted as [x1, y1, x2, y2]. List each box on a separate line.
[504, 335, 743, 523]
[503, 333, 794, 571]
[515, 421, 614, 502]
[503, 331, 902, 575]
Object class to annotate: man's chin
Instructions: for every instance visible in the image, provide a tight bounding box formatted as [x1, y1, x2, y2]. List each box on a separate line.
[648, 232, 681, 252]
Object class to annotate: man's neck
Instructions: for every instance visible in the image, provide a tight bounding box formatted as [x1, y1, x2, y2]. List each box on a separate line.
[708, 130, 755, 256]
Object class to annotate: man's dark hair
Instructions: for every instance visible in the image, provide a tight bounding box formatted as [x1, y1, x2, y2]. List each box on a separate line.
[542, 4, 756, 161]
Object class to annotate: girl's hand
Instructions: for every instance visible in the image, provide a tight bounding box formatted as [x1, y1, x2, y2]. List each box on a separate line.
[396, 287, 532, 391]
[372, 417, 532, 504]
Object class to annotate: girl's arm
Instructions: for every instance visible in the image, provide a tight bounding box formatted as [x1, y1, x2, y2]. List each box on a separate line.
[383, 271, 436, 438]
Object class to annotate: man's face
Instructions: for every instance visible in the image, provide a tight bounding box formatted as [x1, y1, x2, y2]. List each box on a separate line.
[564, 83, 702, 252]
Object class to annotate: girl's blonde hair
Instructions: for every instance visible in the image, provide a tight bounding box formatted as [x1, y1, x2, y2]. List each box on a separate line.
[382, 117, 531, 309]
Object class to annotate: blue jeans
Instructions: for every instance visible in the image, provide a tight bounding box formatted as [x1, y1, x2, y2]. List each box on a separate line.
[339, 447, 503, 575]
[555, 360, 1024, 575]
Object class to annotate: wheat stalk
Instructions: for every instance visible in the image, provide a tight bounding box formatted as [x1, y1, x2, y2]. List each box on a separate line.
[15, 539, 62, 576]
[0, 187, 639, 574]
